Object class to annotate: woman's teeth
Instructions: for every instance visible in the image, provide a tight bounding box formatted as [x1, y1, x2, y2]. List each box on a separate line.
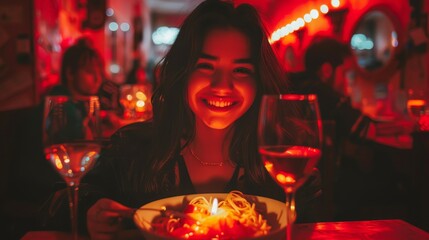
[208, 100, 233, 108]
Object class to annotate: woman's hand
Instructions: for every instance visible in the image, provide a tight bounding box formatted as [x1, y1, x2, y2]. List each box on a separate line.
[87, 198, 134, 240]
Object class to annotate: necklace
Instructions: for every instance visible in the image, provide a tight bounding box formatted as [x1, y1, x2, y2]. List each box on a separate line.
[189, 147, 224, 167]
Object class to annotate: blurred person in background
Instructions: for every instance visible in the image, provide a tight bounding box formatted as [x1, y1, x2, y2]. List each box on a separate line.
[48, 37, 123, 137]
[49, 37, 119, 111]
[289, 36, 414, 221]
[0, 37, 122, 239]
[289, 36, 371, 142]
[289, 36, 376, 218]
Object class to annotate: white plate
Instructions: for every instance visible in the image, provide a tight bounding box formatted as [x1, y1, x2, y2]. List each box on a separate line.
[133, 193, 286, 240]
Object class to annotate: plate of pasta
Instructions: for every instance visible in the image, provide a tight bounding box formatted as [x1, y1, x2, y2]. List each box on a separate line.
[133, 191, 286, 239]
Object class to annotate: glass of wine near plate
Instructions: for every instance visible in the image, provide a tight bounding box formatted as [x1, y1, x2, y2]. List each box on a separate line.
[42, 95, 102, 240]
[258, 94, 322, 240]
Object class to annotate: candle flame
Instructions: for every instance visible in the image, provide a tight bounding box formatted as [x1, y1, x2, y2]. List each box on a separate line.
[210, 198, 218, 215]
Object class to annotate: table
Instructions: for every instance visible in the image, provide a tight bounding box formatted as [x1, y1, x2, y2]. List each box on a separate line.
[21, 219, 429, 240]
[293, 219, 429, 239]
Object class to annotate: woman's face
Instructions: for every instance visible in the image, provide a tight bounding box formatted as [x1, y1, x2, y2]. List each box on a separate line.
[187, 28, 257, 130]
[69, 59, 103, 96]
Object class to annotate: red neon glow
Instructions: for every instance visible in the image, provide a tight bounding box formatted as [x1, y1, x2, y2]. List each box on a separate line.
[270, 0, 343, 43]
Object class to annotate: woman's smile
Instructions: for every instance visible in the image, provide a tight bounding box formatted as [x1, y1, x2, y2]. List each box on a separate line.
[200, 95, 241, 112]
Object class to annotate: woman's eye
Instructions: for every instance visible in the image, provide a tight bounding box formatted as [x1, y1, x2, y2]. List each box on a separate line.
[195, 62, 213, 70]
[234, 67, 254, 76]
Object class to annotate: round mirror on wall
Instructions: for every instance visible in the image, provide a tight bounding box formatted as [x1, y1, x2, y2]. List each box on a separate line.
[350, 8, 401, 81]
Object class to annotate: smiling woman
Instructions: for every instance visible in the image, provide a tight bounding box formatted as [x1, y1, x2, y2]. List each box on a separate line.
[42, 1, 322, 239]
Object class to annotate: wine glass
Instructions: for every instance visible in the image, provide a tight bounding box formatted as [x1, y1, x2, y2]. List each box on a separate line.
[43, 95, 102, 240]
[407, 89, 427, 122]
[257, 94, 322, 240]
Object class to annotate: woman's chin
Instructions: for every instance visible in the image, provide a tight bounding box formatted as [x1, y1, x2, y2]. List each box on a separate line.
[203, 119, 234, 130]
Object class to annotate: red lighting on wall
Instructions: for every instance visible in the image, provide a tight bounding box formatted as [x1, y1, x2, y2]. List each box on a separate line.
[270, 0, 346, 43]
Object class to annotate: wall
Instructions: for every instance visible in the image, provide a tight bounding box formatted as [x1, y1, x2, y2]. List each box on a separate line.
[0, 0, 35, 111]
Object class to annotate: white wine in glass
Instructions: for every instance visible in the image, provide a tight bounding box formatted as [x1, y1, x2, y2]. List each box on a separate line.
[258, 94, 322, 240]
[43, 95, 102, 240]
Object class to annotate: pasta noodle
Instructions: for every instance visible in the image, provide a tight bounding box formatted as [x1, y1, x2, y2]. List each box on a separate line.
[151, 191, 271, 239]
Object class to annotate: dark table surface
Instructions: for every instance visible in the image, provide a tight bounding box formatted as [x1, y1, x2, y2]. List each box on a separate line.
[21, 219, 429, 240]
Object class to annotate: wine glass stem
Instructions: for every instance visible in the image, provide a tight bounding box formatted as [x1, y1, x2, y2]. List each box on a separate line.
[285, 191, 296, 240]
[67, 184, 80, 240]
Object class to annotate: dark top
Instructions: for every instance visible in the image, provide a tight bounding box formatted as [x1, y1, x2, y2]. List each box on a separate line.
[42, 121, 322, 234]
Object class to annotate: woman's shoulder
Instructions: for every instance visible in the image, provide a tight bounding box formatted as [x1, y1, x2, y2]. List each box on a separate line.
[111, 120, 154, 143]
[100, 121, 154, 169]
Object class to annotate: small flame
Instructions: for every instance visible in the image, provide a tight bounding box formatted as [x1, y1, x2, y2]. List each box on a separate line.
[210, 198, 218, 215]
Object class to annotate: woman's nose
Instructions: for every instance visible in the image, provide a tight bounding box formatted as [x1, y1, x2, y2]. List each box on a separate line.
[211, 70, 233, 90]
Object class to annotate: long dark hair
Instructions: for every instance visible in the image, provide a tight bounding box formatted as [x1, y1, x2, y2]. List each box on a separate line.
[140, 0, 287, 193]
[60, 37, 105, 86]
